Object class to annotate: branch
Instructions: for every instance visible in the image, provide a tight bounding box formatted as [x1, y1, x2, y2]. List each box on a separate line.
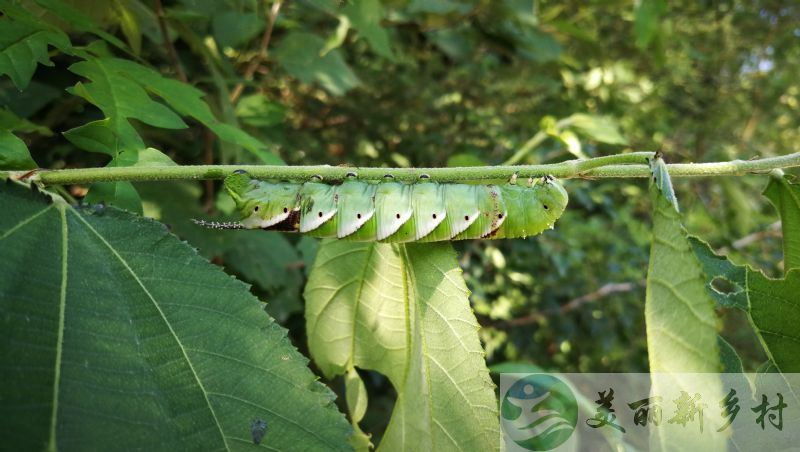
[154, 0, 187, 83]
[4, 152, 800, 185]
[477, 280, 644, 328]
[229, 0, 283, 104]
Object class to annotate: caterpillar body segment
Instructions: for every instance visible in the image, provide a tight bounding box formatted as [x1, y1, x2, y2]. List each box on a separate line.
[218, 172, 568, 242]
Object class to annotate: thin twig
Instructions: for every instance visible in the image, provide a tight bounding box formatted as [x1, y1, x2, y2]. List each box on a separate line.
[154, 0, 187, 83]
[557, 282, 642, 314]
[229, 0, 283, 104]
[501, 281, 644, 327]
[713, 221, 783, 254]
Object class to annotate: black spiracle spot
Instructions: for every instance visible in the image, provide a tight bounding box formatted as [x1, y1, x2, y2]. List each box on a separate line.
[254, 206, 259, 212]
[283, 207, 288, 213]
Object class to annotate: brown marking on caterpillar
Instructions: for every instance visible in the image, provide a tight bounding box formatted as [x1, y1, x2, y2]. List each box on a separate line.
[264, 210, 301, 232]
[487, 186, 503, 231]
[481, 227, 500, 239]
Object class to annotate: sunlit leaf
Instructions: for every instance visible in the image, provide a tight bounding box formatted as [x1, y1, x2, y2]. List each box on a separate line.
[304, 241, 500, 450]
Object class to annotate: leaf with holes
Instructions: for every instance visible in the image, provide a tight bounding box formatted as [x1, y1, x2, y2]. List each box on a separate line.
[304, 240, 500, 450]
[0, 180, 351, 451]
[688, 236, 747, 310]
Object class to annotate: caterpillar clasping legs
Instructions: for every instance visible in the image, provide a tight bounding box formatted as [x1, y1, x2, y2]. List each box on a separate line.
[197, 171, 568, 242]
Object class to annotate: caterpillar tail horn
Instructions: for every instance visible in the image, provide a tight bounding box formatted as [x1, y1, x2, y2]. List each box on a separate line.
[191, 219, 246, 230]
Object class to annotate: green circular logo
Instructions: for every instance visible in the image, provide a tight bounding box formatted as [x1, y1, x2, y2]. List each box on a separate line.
[501, 374, 578, 451]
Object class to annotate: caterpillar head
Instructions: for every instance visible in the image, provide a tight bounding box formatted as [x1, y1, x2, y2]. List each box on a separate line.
[535, 176, 569, 223]
[224, 170, 300, 228]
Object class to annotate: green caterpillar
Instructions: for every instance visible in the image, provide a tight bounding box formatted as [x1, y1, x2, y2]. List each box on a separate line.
[195, 171, 568, 242]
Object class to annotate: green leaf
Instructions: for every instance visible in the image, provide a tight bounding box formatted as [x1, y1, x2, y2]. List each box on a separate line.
[688, 235, 800, 374]
[646, 163, 720, 372]
[33, 0, 130, 51]
[0, 14, 71, 90]
[113, 0, 143, 55]
[235, 95, 287, 128]
[0, 130, 37, 170]
[634, 0, 667, 49]
[747, 268, 800, 373]
[212, 11, 264, 49]
[342, 0, 395, 60]
[101, 58, 279, 162]
[0, 181, 351, 451]
[688, 236, 747, 310]
[717, 336, 744, 373]
[516, 28, 562, 63]
[566, 113, 628, 145]
[63, 118, 144, 157]
[83, 181, 143, 214]
[0, 108, 52, 135]
[304, 241, 500, 450]
[67, 57, 280, 163]
[134, 147, 177, 167]
[68, 58, 187, 131]
[763, 172, 800, 271]
[0, 79, 62, 118]
[427, 27, 477, 61]
[645, 159, 724, 450]
[223, 232, 304, 322]
[274, 31, 361, 96]
[408, 0, 473, 15]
